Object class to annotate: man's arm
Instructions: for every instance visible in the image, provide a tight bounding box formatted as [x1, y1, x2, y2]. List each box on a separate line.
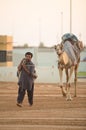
[18, 58, 25, 71]
[22, 63, 30, 75]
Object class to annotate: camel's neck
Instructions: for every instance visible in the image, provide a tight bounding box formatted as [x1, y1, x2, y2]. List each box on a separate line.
[58, 51, 72, 68]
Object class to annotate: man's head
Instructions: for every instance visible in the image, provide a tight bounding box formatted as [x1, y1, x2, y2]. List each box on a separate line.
[25, 52, 33, 61]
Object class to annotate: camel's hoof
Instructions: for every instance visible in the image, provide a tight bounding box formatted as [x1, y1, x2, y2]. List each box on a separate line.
[66, 97, 72, 101]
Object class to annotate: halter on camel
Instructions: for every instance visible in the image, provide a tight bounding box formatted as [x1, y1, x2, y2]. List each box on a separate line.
[55, 39, 83, 101]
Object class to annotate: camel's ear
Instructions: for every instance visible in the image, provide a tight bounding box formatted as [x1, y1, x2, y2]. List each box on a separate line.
[60, 44, 63, 50]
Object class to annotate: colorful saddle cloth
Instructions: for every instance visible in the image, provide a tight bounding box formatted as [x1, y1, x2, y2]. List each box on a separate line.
[62, 33, 78, 42]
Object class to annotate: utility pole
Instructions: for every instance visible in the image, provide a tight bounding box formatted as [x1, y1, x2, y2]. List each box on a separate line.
[39, 17, 42, 44]
[70, 0, 72, 33]
[61, 12, 63, 36]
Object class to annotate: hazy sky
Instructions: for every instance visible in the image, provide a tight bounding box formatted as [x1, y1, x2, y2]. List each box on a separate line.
[0, 0, 86, 46]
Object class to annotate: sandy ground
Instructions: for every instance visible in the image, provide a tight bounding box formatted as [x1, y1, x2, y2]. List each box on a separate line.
[0, 81, 86, 130]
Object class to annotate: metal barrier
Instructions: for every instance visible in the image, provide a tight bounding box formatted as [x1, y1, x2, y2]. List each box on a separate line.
[0, 66, 74, 83]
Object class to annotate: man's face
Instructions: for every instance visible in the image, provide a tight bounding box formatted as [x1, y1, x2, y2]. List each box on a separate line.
[25, 54, 32, 61]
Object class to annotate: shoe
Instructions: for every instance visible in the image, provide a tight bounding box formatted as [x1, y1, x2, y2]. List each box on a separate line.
[29, 103, 33, 106]
[16, 103, 22, 107]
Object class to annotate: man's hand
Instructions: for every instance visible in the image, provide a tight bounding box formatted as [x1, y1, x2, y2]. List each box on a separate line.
[21, 58, 26, 64]
[22, 63, 30, 75]
[18, 58, 25, 71]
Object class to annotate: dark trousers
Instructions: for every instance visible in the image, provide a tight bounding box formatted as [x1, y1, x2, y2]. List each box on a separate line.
[17, 83, 34, 105]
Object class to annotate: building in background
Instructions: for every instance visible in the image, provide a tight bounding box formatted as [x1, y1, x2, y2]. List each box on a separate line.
[0, 35, 13, 66]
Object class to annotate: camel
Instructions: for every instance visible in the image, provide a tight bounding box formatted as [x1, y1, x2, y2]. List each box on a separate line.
[55, 40, 83, 101]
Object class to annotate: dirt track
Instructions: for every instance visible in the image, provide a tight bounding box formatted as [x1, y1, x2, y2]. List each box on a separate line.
[0, 81, 86, 130]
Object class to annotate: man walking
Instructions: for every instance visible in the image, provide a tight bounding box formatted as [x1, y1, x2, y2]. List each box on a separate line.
[17, 52, 36, 107]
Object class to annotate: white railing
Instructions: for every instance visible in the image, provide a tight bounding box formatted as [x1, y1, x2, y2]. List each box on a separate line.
[0, 66, 74, 83]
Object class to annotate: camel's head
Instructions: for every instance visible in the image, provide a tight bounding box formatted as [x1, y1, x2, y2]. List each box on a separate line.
[54, 44, 63, 55]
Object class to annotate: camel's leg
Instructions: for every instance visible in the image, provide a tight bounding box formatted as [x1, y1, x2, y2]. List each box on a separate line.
[59, 68, 66, 96]
[74, 68, 77, 97]
[74, 64, 79, 97]
[59, 68, 63, 86]
[66, 83, 72, 101]
[66, 67, 74, 101]
[65, 69, 69, 91]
